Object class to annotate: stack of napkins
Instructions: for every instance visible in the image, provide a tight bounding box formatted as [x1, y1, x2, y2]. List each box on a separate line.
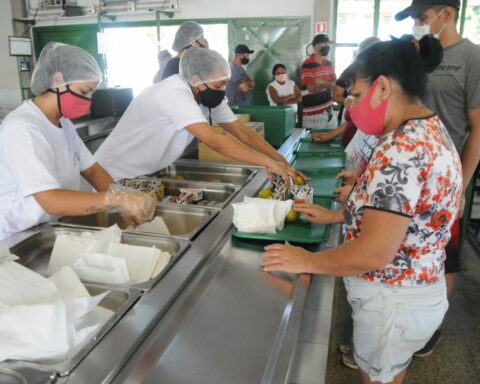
[232, 197, 293, 234]
[0, 244, 113, 363]
[48, 225, 172, 285]
[127, 216, 170, 235]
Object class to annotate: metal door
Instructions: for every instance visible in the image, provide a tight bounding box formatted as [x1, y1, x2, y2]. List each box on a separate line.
[230, 17, 310, 106]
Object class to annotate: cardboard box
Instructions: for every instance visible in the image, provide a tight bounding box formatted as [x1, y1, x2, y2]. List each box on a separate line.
[198, 122, 265, 162]
[234, 113, 250, 123]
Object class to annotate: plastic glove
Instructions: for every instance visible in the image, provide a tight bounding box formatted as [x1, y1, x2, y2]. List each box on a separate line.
[104, 184, 155, 226]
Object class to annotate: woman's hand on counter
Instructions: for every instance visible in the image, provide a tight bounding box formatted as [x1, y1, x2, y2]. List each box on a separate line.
[336, 169, 357, 186]
[261, 243, 311, 273]
[333, 185, 353, 204]
[293, 203, 343, 225]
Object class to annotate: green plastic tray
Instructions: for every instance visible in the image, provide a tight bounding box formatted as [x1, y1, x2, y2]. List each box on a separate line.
[231, 198, 333, 244]
[305, 129, 342, 144]
[295, 139, 344, 155]
[304, 168, 343, 198]
[293, 152, 345, 170]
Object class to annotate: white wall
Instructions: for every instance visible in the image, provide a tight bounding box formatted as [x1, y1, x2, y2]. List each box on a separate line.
[33, 0, 316, 28]
[0, 1, 22, 114]
[1, 0, 318, 112]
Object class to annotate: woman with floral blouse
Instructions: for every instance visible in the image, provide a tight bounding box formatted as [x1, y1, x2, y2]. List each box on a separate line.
[261, 35, 462, 384]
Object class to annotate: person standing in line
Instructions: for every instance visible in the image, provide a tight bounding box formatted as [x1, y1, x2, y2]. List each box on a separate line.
[161, 21, 209, 80]
[395, 0, 480, 356]
[266, 64, 302, 121]
[153, 49, 172, 83]
[226, 44, 255, 107]
[300, 34, 337, 130]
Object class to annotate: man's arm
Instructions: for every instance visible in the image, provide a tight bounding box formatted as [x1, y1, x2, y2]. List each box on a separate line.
[462, 109, 480, 188]
[219, 120, 288, 165]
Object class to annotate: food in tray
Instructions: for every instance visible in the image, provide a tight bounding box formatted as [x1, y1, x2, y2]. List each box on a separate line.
[259, 175, 314, 205]
[119, 176, 220, 206]
[176, 191, 194, 205]
[258, 188, 273, 199]
[179, 188, 204, 202]
[118, 177, 165, 202]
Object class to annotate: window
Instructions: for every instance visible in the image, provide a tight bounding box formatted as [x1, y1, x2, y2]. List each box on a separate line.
[377, 0, 413, 40]
[336, 0, 375, 44]
[104, 26, 158, 96]
[104, 23, 228, 96]
[463, 0, 480, 43]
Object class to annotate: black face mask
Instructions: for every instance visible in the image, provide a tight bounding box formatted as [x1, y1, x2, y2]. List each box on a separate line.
[199, 84, 225, 108]
[320, 46, 330, 56]
[240, 57, 250, 65]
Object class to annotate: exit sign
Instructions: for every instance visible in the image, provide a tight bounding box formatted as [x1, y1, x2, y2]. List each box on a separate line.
[315, 22, 328, 34]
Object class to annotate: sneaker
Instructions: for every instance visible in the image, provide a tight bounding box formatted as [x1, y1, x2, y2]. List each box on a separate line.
[341, 351, 359, 370]
[338, 341, 353, 354]
[414, 329, 442, 358]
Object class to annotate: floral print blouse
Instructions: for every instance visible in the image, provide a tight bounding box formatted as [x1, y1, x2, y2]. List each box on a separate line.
[344, 116, 463, 287]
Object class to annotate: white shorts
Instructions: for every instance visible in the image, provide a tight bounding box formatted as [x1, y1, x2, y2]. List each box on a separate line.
[343, 276, 448, 383]
[302, 111, 337, 130]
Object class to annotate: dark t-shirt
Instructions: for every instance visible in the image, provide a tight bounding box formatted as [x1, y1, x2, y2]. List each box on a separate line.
[226, 64, 251, 107]
[162, 57, 181, 80]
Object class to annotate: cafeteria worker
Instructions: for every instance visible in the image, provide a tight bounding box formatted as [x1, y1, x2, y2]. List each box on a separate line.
[95, 48, 304, 182]
[0, 42, 154, 242]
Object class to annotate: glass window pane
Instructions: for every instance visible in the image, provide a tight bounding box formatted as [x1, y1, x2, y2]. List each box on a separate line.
[334, 46, 357, 78]
[378, 0, 414, 40]
[104, 26, 158, 96]
[336, 0, 375, 44]
[464, 0, 480, 44]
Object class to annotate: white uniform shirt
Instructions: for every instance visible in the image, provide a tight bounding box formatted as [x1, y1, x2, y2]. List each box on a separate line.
[266, 79, 298, 112]
[0, 100, 95, 241]
[95, 75, 237, 180]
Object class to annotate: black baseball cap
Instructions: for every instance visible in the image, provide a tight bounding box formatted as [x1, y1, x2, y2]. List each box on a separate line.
[312, 34, 334, 46]
[235, 44, 255, 54]
[395, 0, 460, 21]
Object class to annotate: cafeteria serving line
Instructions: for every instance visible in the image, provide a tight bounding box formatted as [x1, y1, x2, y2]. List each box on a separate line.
[1, 0, 479, 383]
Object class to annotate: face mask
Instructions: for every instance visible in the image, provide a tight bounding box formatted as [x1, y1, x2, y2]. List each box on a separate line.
[320, 46, 330, 56]
[349, 79, 388, 136]
[49, 85, 92, 119]
[241, 57, 250, 65]
[412, 9, 445, 40]
[199, 84, 225, 108]
[275, 73, 288, 83]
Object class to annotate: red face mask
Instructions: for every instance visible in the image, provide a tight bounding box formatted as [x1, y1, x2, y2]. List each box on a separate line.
[49, 85, 92, 119]
[349, 79, 388, 136]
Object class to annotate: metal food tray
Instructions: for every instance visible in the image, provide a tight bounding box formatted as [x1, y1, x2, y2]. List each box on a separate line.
[232, 197, 334, 244]
[0, 283, 140, 378]
[157, 179, 240, 208]
[154, 160, 258, 186]
[53, 204, 219, 240]
[10, 227, 190, 291]
[292, 152, 346, 171]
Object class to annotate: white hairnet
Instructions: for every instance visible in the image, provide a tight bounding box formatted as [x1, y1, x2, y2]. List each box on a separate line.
[358, 36, 381, 54]
[30, 42, 102, 95]
[172, 21, 204, 52]
[180, 47, 231, 86]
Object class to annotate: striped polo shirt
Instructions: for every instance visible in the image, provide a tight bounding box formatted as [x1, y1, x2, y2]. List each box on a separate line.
[301, 55, 336, 116]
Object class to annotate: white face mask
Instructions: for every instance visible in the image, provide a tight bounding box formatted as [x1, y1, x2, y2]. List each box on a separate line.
[412, 9, 446, 41]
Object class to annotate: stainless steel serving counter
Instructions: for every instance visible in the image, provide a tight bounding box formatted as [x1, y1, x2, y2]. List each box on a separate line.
[3, 129, 341, 384]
